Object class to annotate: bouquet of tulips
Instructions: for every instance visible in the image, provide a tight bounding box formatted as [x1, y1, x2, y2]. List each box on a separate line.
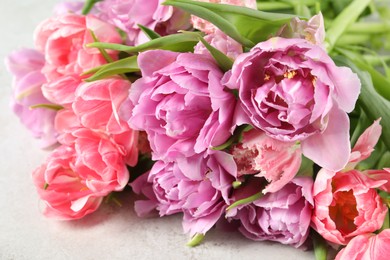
[6, 0, 390, 258]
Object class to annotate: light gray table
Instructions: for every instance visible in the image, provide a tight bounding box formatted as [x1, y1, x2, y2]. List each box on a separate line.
[0, 1, 314, 259]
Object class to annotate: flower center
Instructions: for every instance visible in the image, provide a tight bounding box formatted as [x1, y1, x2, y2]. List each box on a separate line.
[328, 190, 358, 236]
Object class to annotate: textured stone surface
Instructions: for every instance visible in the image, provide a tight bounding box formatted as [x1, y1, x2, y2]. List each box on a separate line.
[0, 1, 314, 259]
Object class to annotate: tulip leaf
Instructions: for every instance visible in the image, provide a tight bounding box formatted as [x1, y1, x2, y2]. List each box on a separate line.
[163, 0, 296, 47]
[87, 32, 202, 53]
[333, 56, 390, 150]
[85, 56, 140, 82]
[326, 0, 371, 50]
[89, 30, 113, 63]
[335, 48, 390, 101]
[196, 33, 234, 72]
[138, 24, 161, 40]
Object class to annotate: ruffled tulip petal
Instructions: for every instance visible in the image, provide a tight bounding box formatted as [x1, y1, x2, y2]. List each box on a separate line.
[329, 66, 361, 113]
[349, 119, 382, 166]
[302, 105, 350, 172]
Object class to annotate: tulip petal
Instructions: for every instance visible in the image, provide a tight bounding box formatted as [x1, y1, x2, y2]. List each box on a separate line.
[302, 105, 350, 171]
[349, 119, 382, 165]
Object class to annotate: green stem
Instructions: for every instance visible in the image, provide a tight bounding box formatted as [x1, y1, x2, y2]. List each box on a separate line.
[82, 0, 101, 15]
[29, 104, 63, 111]
[312, 230, 328, 260]
[226, 191, 263, 211]
[232, 181, 242, 189]
[187, 233, 205, 247]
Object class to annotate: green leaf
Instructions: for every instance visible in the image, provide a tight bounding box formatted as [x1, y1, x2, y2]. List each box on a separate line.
[163, 0, 296, 47]
[326, 0, 372, 51]
[85, 56, 139, 82]
[89, 30, 114, 63]
[379, 210, 390, 232]
[138, 24, 161, 40]
[180, 31, 233, 72]
[196, 33, 234, 72]
[335, 47, 390, 101]
[333, 56, 390, 150]
[350, 108, 370, 147]
[377, 151, 390, 169]
[87, 32, 202, 53]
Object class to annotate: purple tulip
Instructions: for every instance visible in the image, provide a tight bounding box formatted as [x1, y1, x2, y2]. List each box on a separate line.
[6, 49, 58, 148]
[227, 177, 314, 248]
[128, 50, 236, 161]
[131, 151, 237, 236]
[95, 0, 190, 45]
[223, 37, 361, 172]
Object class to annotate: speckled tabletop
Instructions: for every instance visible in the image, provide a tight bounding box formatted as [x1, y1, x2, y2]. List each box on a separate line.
[0, 1, 314, 259]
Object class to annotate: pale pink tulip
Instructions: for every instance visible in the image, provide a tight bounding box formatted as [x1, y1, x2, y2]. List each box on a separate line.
[231, 129, 301, 193]
[278, 13, 326, 48]
[35, 13, 121, 80]
[194, 29, 243, 60]
[191, 0, 257, 34]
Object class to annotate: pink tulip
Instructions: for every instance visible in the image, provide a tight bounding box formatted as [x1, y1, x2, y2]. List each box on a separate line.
[191, 0, 257, 34]
[96, 0, 191, 45]
[194, 29, 243, 60]
[231, 129, 302, 193]
[32, 140, 130, 220]
[335, 229, 390, 260]
[312, 120, 389, 245]
[223, 37, 361, 172]
[277, 13, 326, 48]
[53, 1, 85, 15]
[42, 75, 84, 108]
[5, 48, 58, 148]
[54, 78, 139, 167]
[35, 13, 121, 81]
[128, 50, 236, 161]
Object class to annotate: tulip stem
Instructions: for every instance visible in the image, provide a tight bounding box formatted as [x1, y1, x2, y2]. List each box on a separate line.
[187, 233, 205, 247]
[82, 0, 101, 15]
[29, 104, 63, 111]
[312, 230, 328, 260]
[226, 191, 263, 211]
